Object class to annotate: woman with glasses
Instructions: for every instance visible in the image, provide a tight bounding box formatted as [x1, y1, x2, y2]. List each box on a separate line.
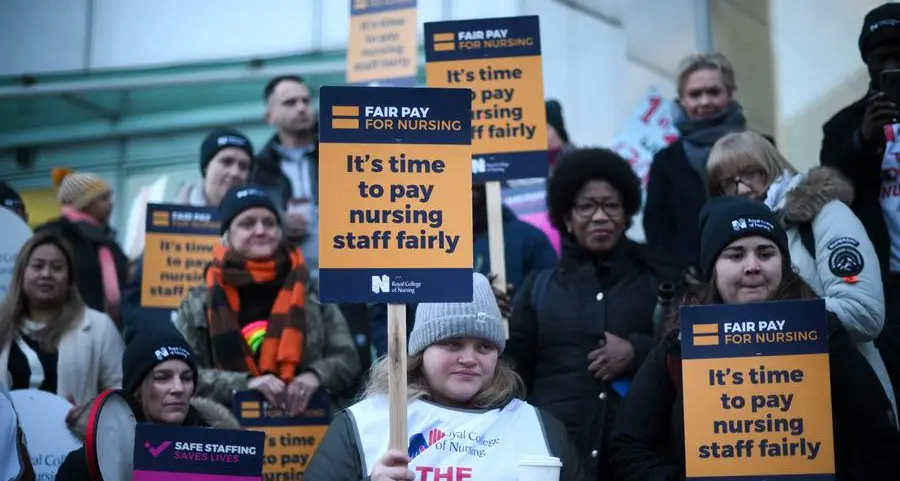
[706, 130, 896, 423]
[505, 148, 682, 480]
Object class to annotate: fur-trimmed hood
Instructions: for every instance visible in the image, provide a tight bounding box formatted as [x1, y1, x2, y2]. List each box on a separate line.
[766, 166, 855, 224]
[68, 396, 240, 440]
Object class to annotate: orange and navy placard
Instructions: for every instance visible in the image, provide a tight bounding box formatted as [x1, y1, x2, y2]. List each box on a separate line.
[424, 15, 547, 182]
[140, 203, 219, 316]
[347, 0, 418, 87]
[233, 390, 330, 479]
[680, 299, 835, 481]
[317, 85, 473, 303]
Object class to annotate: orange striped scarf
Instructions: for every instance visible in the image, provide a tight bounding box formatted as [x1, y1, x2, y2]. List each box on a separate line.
[205, 241, 308, 382]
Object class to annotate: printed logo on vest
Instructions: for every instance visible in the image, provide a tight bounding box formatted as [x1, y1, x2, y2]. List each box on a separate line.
[409, 428, 445, 459]
[407, 427, 500, 459]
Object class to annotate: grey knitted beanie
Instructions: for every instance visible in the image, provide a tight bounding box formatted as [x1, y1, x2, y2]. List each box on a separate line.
[408, 272, 505, 355]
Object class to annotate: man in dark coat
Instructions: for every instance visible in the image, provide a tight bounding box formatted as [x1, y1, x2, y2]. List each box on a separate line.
[820, 2, 900, 407]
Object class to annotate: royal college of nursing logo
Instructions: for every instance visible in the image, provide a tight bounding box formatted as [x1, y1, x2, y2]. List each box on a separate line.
[408, 428, 445, 459]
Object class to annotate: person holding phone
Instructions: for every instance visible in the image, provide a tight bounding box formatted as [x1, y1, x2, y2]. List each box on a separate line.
[820, 3, 900, 411]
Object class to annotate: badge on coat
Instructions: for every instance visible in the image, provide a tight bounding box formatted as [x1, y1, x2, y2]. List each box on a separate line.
[826, 237, 864, 279]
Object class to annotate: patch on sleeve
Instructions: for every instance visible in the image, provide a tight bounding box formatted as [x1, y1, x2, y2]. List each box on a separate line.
[826, 237, 864, 278]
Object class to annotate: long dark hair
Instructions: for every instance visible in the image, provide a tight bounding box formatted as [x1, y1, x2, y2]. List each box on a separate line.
[0, 232, 86, 351]
[666, 256, 817, 332]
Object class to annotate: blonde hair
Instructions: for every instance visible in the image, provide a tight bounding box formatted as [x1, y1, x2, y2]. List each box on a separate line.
[362, 352, 525, 410]
[706, 131, 797, 197]
[0, 232, 87, 352]
[677, 52, 737, 97]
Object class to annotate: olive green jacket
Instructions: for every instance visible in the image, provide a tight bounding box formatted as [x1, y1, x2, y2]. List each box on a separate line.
[172, 279, 360, 407]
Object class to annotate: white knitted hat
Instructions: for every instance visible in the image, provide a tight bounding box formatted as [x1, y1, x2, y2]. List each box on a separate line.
[52, 167, 111, 209]
[408, 272, 505, 355]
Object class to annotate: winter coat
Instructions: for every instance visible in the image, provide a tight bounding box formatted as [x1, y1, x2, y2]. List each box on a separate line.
[303, 398, 586, 481]
[171, 278, 360, 408]
[505, 238, 681, 477]
[250, 135, 319, 210]
[820, 96, 889, 273]
[643, 141, 707, 270]
[766, 166, 896, 418]
[55, 397, 239, 481]
[34, 217, 129, 317]
[609, 316, 900, 481]
[474, 206, 558, 291]
[0, 308, 123, 405]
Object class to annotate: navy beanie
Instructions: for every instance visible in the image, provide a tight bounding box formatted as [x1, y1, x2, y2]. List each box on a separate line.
[698, 196, 789, 280]
[218, 185, 281, 234]
[860, 3, 900, 60]
[122, 323, 198, 395]
[200, 128, 254, 176]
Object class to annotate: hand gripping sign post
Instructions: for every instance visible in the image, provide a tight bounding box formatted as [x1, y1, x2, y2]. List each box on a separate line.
[318, 85, 473, 450]
[424, 16, 547, 335]
[347, 0, 418, 87]
[680, 299, 836, 480]
[140, 204, 220, 324]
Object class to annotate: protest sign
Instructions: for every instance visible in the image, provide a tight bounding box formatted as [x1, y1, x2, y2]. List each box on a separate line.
[680, 299, 835, 480]
[610, 88, 680, 243]
[424, 16, 547, 182]
[233, 390, 331, 480]
[9, 389, 82, 479]
[317, 85, 473, 303]
[347, 0, 418, 86]
[133, 423, 264, 481]
[140, 204, 219, 322]
[0, 207, 32, 300]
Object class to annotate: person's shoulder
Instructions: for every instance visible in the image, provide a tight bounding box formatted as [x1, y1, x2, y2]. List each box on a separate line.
[632, 242, 683, 281]
[653, 141, 684, 161]
[823, 97, 867, 132]
[33, 217, 67, 234]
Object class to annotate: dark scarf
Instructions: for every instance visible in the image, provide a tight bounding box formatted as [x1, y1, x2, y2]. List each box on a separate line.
[674, 101, 747, 178]
[205, 240, 309, 382]
[560, 235, 638, 284]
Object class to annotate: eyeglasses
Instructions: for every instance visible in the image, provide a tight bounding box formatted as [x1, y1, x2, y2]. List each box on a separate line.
[571, 200, 623, 219]
[720, 169, 765, 195]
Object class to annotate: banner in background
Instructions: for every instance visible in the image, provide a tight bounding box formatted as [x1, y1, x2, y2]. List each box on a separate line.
[133, 423, 264, 481]
[500, 180, 560, 255]
[17, 187, 59, 229]
[233, 390, 331, 480]
[680, 299, 835, 480]
[140, 204, 219, 322]
[347, 0, 418, 86]
[317, 85, 473, 303]
[424, 16, 547, 182]
[0, 208, 33, 300]
[611, 87, 680, 243]
[10, 389, 82, 480]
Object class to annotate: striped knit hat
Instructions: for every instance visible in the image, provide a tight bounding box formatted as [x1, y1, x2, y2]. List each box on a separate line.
[51, 167, 111, 209]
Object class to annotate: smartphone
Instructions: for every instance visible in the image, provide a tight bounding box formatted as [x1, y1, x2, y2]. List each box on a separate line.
[881, 69, 900, 105]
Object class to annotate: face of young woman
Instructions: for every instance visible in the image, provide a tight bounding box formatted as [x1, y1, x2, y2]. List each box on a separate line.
[714, 236, 783, 304]
[22, 243, 70, 306]
[422, 338, 499, 407]
[137, 360, 195, 425]
[679, 68, 731, 120]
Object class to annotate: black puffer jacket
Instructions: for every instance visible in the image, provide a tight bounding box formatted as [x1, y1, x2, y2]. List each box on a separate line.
[610, 316, 900, 481]
[505, 238, 681, 478]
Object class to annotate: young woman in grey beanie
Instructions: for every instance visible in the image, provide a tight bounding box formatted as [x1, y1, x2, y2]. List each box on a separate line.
[304, 273, 585, 481]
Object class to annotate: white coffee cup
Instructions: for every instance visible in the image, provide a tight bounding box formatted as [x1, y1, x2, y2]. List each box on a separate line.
[518, 455, 562, 481]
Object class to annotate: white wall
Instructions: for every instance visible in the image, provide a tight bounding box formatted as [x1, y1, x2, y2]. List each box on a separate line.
[770, 0, 887, 171]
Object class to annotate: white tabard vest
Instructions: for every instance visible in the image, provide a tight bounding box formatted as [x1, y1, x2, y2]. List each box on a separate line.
[348, 396, 552, 480]
[881, 123, 900, 272]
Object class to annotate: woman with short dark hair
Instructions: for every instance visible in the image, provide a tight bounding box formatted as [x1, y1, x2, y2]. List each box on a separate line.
[505, 148, 681, 479]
